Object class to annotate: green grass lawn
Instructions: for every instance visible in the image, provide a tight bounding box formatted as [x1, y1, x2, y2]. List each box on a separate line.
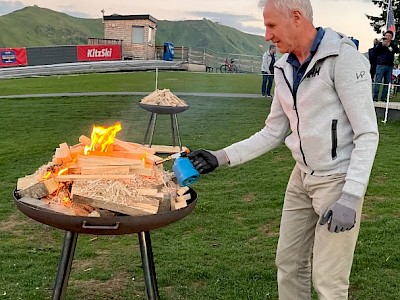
[0, 71, 399, 300]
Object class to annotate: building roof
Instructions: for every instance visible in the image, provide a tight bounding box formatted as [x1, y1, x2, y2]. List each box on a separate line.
[103, 14, 157, 23]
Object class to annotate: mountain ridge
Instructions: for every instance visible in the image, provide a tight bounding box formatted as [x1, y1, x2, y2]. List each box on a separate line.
[0, 6, 268, 56]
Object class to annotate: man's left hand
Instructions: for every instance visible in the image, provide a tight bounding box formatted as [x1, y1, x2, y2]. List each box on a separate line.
[319, 193, 361, 233]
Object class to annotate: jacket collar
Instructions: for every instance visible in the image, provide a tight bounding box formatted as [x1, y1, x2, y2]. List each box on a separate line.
[275, 28, 356, 70]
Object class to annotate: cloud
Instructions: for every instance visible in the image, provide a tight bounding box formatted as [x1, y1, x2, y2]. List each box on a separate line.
[189, 11, 264, 36]
[0, 0, 25, 15]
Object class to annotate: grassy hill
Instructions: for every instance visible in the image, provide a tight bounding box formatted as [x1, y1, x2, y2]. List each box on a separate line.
[0, 6, 268, 56]
[0, 6, 103, 46]
[156, 19, 267, 55]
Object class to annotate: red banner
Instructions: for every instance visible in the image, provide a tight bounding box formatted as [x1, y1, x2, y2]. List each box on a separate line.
[77, 45, 121, 61]
[0, 48, 28, 67]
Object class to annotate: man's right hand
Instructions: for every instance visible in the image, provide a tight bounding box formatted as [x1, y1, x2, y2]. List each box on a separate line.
[183, 150, 220, 174]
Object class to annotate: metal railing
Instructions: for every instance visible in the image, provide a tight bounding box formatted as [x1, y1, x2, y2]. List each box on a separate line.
[155, 45, 263, 73]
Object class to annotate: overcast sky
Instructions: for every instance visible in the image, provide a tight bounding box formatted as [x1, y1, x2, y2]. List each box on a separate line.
[0, 0, 383, 52]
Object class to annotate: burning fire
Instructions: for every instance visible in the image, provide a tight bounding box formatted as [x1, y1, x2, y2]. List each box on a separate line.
[84, 122, 122, 155]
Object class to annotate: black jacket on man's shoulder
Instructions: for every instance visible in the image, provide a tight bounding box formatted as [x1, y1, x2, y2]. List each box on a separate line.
[375, 41, 399, 66]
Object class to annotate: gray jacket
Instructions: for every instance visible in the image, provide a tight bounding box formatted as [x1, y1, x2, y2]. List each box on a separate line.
[224, 28, 379, 198]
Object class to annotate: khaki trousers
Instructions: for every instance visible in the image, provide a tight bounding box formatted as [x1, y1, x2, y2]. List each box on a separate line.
[276, 166, 363, 300]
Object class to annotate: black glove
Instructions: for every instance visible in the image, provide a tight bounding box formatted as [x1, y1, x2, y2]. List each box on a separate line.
[183, 150, 219, 174]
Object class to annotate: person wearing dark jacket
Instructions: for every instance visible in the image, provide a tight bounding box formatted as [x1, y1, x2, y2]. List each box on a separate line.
[368, 38, 379, 81]
[373, 30, 399, 101]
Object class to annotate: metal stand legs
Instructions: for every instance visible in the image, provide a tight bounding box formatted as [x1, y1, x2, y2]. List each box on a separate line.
[143, 112, 183, 151]
[51, 231, 78, 300]
[51, 231, 159, 300]
[138, 231, 159, 300]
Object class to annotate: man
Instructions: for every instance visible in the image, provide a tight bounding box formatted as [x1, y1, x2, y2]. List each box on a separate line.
[373, 30, 399, 101]
[183, 0, 379, 299]
[368, 38, 379, 81]
[261, 44, 277, 97]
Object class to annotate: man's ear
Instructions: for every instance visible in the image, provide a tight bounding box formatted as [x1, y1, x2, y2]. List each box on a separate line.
[292, 9, 303, 26]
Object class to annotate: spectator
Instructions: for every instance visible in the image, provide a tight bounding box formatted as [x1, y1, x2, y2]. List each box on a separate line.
[261, 44, 277, 97]
[368, 38, 379, 81]
[373, 30, 399, 101]
[184, 0, 379, 298]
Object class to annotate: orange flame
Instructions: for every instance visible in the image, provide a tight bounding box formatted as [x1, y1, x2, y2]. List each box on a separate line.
[62, 196, 72, 207]
[42, 171, 52, 180]
[57, 168, 69, 176]
[84, 122, 122, 155]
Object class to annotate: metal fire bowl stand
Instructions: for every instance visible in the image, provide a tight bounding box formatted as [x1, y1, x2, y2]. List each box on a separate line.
[138, 103, 189, 151]
[13, 189, 197, 300]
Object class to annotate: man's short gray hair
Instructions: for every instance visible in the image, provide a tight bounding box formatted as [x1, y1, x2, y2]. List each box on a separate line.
[258, 0, 313, 22]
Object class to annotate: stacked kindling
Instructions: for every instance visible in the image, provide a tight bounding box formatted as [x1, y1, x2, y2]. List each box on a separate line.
[16, 135, 192, 217]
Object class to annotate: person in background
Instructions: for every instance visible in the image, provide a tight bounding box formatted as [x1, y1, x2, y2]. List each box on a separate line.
[373, 30, 399, 101]
[183, 0, 379, 299]
[368, 38, 379, 81]
[261, 44, 277, 97]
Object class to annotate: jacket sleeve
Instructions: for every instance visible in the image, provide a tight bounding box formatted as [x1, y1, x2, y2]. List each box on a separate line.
[223, 95, 290, 166]
[334, 44, 379, 198]
[392, 42, 400, 53]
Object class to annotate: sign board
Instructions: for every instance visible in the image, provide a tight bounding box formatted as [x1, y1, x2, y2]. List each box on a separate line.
[0, 48, 28, 67]
[77, 45, 121, 61]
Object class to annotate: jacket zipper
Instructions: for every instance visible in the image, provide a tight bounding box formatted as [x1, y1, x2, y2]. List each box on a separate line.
[277, 67, 308, 167]
[331, 119, 338, 160]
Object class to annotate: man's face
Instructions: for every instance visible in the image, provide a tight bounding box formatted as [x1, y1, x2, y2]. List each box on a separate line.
[384, 32, 393, 41]
[263, 1, 296, 53]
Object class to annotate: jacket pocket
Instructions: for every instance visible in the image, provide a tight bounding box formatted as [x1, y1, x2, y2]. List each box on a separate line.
[331, 119, 338, 160]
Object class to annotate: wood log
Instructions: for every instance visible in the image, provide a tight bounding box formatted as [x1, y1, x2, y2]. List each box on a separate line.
[158, 193, 171, 212]
[78, 135, 92, 146]
[17, 174, 38, 190]
[17, 177, 59, 199]
[80, 166, 130, 175]
[18, 196, 76, 215]
[113, 138, 161, 162]
[72, 193, 159, 216]
[174, 201, 187, 210]
[176, 193, 191, 203]
[56, 174, 139, 181]
[137, 188, 159, 197]
[59, 143, 73, 163]
[177, 186, 189, 196]
[76, 154, 144, 168]
[143, 145, 189, 154]
[69, 144, 84, 157]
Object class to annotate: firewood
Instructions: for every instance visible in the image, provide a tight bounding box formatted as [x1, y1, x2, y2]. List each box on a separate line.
[113, 139, 161, 162]
[143, 145, 189, 154]
[79, 135, 92, 146]
[17, 174, 38, 190]
[88, 211, 101, 217]
[56, 174, 140, 181]
[17, 178, 59, 199]
[174, 200, 187, 210]
[137, 188, 159, 197]
[176, 193, 191, 203]
[177, 186, 189, 196]
[69, 144, 84, 157]
[76, 154, 144, 168]
[97, 209, 117, 217]
[18, 196, 76, 215]
[72, 193, 159, 216]
[80, 166, 130, 175]
[158, 193, 171, 213]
